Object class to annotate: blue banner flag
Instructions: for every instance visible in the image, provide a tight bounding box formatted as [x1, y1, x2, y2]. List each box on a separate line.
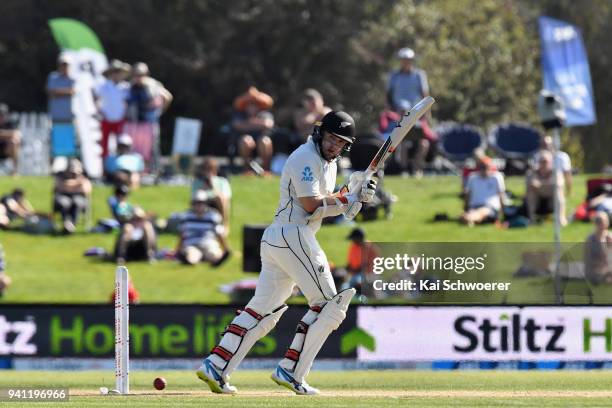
[539, 16, 596, 126]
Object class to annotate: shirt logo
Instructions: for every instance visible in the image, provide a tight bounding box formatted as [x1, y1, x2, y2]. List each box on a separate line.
[301, 166, 314, 182]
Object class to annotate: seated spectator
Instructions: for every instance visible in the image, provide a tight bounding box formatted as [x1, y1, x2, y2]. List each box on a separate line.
[115, 206, 156, 264]
[53, 158, 92, 234]
[104, 134, 144, 188]
[0, 188, 34, 228]
[378, 100, 436, 177]
[110, 275, 140, 304]
[460, 155, 505, 226]
[533, 135, 572, 197]
[0, 103, 21, 175]
[344, 227, 380, 295]
[176, 191, 231, 266]
[192, 156, 231, 230]
[584, 212, 612, 285]
[232, 87, 275, 172]
[526, 150, 567, 225]
[378, 103, 402, 139]
[588, 183, 612, 221]
[108, 184, 135, 225]
[461, 148, 498, 192]
[293, 88, 331, 143]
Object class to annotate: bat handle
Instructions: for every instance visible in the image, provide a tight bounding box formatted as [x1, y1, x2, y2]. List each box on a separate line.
[365, 169, 376, 180]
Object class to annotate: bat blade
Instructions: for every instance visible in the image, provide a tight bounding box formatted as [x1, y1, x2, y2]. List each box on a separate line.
[366, 96, 435, 178]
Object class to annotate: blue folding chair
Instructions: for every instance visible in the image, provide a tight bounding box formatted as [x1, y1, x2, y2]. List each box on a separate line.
[488, 123, 541, 160]
[436, 122, 484, 163]
[51, 123, 78, 158]
[488, 123, 541, 175]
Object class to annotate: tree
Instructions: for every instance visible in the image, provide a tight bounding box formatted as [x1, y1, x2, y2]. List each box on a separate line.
[355, 0, 541, 127]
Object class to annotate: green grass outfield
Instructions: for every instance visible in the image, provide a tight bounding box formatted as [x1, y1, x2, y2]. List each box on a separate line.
[0, 174, 603, 304]
[2, 370, 612, 407]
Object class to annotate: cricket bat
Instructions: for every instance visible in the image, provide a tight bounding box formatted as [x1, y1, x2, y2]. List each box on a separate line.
[365, 96, 435, 179]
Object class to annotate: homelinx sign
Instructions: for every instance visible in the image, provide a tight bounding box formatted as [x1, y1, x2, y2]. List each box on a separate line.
[0, 305, 355, 359]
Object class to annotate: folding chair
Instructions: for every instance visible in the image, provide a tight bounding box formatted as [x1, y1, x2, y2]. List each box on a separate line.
[488, 123, 541, 175]
[436, 122, 484, 164]
[50, 123, 78, 158]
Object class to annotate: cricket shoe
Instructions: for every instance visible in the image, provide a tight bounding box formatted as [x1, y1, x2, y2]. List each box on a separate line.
[271, 365, 320, 395]
[196, 359, 237, 394]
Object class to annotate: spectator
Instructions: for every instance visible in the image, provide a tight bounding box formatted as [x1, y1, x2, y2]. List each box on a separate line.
[346, 228, 381, 275]
[0, 103, 22, 175]
[108, 184, 135, 225]
[460, 155, 505, 226]
[177, 191, 231, 266]
[110, 275, 140, 304]
[104, 134, 144, 188]
[526, 150, 567, 225]
[115, 206, 156, 264]
[345, 227, 380, 294]
[378, 99, 436, 177]
[232, 86, 275, 173]
[387, 48, 429, 114]
[95, 59, 131, 160]
[293, 88, 331, 143]
[0, 243, 10, 298]
[588, 183, 612, 221]
[192, 156, 232, 230]
[46, 54, 76, 126]
[584, 212, 612, 285]
[53, 158, 92, 234]
[125, 62, 173, 174]
[533, 135, 572, 197]
[0, 188, 35, 228]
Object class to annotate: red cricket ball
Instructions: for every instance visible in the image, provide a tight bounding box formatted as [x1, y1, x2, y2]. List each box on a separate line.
[153, 377, 167, 390]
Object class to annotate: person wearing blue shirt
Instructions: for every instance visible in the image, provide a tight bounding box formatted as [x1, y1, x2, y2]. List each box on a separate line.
[104, 134, 144, 188]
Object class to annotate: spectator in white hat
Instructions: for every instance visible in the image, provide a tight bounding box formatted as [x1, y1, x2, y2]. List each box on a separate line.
[385, 48, 432, 177]
[95, 59, 131, 160]
[386, 47, 429, 113]
[46, 54, 76, 125]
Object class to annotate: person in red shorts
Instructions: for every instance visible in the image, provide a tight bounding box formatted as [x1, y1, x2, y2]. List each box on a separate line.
[95, 59, 131, 160]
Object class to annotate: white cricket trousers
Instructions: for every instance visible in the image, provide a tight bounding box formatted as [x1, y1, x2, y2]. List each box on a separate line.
[246, 223, 337, 314]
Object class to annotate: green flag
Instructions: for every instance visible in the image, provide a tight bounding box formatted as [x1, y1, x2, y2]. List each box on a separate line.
[49, 18, 105, 53]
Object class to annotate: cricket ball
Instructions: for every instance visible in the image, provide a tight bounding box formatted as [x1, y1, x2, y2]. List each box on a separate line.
[153, 377, 167, 390]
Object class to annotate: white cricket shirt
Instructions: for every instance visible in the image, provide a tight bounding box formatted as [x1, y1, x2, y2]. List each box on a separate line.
[273, 137, 337, 232]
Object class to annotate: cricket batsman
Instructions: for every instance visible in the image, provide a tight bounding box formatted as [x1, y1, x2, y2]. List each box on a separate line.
[197, 111, 377, 395]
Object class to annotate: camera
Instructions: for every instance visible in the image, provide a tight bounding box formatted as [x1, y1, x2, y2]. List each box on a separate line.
[538, 90, 566, 129]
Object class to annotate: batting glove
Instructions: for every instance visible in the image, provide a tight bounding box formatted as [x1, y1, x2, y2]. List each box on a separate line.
[347, 171, 365, 193]
[359, 178, 378, 203]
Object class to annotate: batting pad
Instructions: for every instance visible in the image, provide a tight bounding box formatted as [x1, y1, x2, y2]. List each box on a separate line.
[209, 304, 288, 379]
[291, 288, 356, 382]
